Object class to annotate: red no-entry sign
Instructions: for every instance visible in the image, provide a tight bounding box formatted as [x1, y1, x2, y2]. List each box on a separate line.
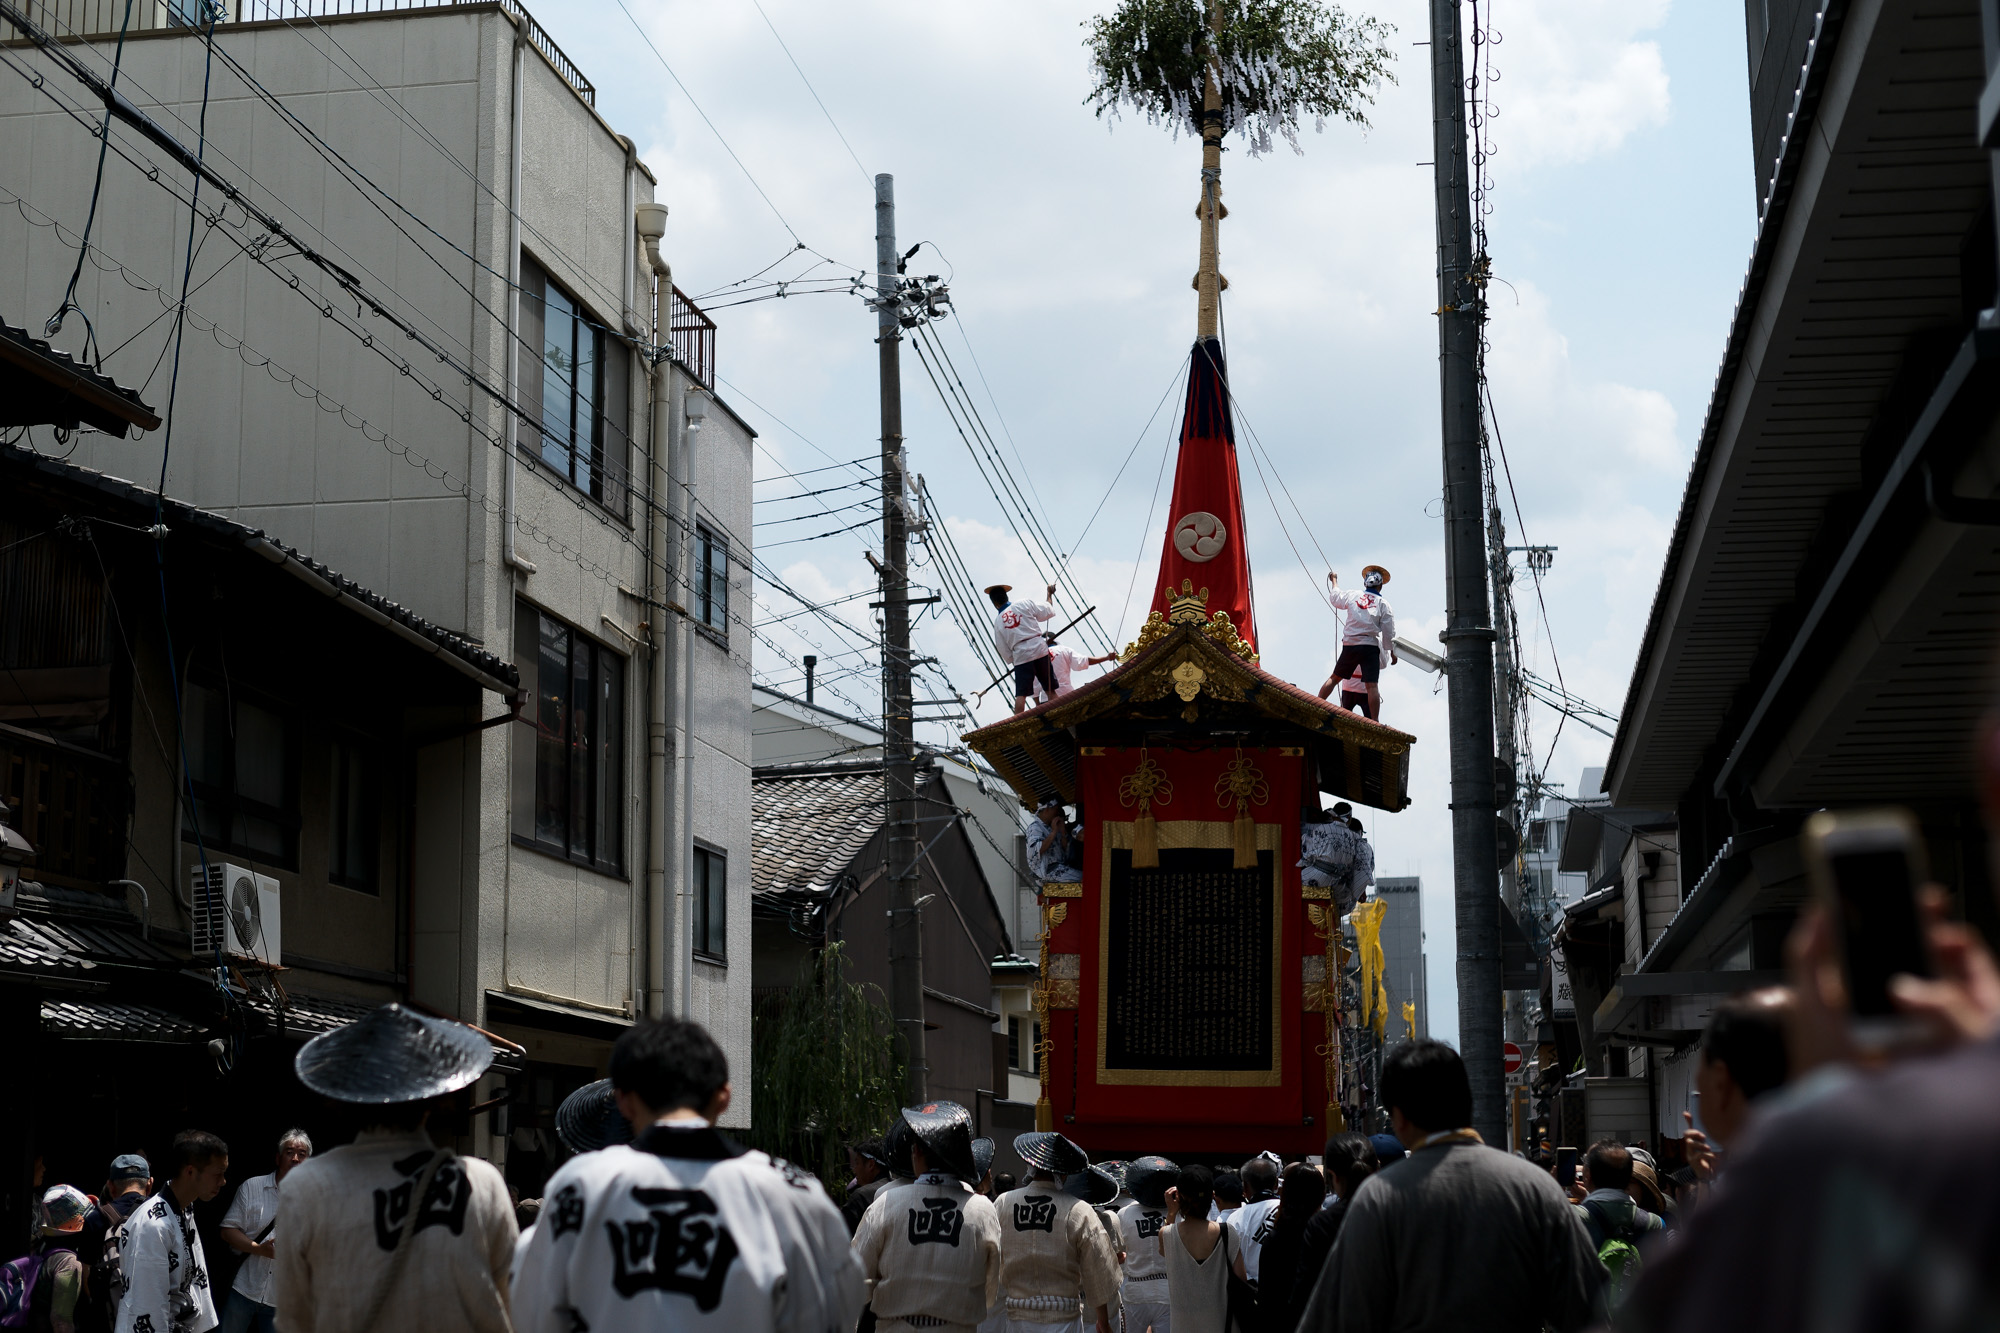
[1503, 1041, 1524, 1074]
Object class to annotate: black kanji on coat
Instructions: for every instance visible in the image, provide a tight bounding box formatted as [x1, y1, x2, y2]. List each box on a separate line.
[907, 1197, 964, 1246]
[605, 1187, 740, 1310]
[1013, 1196, 1057, 1233]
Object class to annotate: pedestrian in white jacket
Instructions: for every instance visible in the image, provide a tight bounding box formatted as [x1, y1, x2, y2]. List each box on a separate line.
[1317, 567, 1398, 720]
[987, 583, 1059, 714]
[114, 1131, 229, 1333]
[512, 1017, 864, 1333]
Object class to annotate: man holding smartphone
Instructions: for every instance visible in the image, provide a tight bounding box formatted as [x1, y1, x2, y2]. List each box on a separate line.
[1676, 988, 1793, 1192]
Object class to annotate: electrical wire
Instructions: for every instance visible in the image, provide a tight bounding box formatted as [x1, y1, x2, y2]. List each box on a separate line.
[43, 0, 137, 364]
[748, 0, 870, 186]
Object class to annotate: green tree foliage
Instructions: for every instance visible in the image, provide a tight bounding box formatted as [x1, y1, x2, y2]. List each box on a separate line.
[748, 943, 905, 1197]
[1084, 0, 1395, 155]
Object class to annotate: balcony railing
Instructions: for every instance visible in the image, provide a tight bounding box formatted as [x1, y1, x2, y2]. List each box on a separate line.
[668, 286, 716, 390]
[0, 723, 128, 892]
[6, 0, 595, 107]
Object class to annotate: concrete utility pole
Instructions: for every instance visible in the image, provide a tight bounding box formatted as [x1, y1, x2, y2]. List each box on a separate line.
[1430, 0, 1504, 1143]
[875, 173, 927, 1105]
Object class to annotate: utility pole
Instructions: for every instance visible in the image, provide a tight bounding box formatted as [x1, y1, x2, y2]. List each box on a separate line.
[1430, 0, 1504, 1143]
[875, 173, 926, 1105]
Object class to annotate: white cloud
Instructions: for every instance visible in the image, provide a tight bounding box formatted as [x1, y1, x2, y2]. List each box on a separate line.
[1478, 0, 1672, 169]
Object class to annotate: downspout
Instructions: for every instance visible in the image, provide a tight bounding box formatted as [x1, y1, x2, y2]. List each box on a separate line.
[620, 138, 639, 1017]
[680, 413, 699, 1019]
[635, 201, 674, 1017]
[502, 23, 534, 577]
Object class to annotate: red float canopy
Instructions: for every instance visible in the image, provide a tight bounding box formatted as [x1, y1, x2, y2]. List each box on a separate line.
[1150, 338, 1256, 652]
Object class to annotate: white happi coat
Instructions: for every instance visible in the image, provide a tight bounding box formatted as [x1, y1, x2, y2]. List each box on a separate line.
[1327, 586, 1395, 653]
[512, 1122, 864, 1333]
[852, 1172, 1001, 1330]
[1114, 1201, 1168, 1305]
[113, 1191, 217, 1333]
[1299, 819, 1364, 912]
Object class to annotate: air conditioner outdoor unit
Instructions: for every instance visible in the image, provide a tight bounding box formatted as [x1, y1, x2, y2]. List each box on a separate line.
[190, 863, 281, 966]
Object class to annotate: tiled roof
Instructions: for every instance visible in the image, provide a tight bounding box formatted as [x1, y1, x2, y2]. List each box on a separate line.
[1, 446, 517, 695]
[0, 916, 96, 981]
[41, 999, 204, 1043]
[751, 761, 887, 898]
[12, 913, 183, 967]
[0, 320, 159, 435]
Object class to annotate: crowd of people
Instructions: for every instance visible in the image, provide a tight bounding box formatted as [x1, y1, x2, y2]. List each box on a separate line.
[10, 846, 1996, 1333]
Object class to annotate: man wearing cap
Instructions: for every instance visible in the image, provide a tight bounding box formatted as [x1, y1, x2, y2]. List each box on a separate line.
[852, 1102, 1001, 1333]
[995, 1134, 1118, 1333]
[513, 1015, 863, 1333]
[1317, 568, 1397, 721]
[1115, 1159, 1175, 1333]
[843, 1138, 891, 1235]
[32, 1185, 92, 1333]
[115, 1129, 228, 1333]
[78, 1154, 151, 1333]
[272, 1005, 516, 1333]
[217, 1130, 311, 1333]
[989, 583, 1060, 715]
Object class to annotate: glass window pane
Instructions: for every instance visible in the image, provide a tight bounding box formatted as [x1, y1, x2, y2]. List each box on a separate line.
[702, 851, 725, 957]
[691, 849, 706, 952]
[234, 701, 286, 809]
[535, 613, 569, 847]
[570, 640, 595, 859]
[518, 259, 546, 459]
[541, 285, 577, 477]
[602, 340, 629, 515]
[512, 604, 540, 840]
[707, 535, 728, 632]
[183, 683, 229, 791]
[577, 323, 600, 495]
[597, 650, 623, 872]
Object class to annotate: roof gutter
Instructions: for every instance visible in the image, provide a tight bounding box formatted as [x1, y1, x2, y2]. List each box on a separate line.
[1605, 0, 1851, 791]
[244, 537, 518, 697]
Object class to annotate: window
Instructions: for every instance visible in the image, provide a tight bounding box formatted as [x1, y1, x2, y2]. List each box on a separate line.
[329, 735, 379, 892]
[696, 525, 728, 636]
[1007, 1016, 1021, 1070]
[1007, 1016, 1037, 1073]
[693, 846, 726, 961]
[518, 255, 630, 516]
[183, 683, 298, 868]
[512, 602, 626, 873]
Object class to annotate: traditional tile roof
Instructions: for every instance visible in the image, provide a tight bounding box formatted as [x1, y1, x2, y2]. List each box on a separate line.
[0, 446, 517, 696]
[0, 320, 159, 436]
[751, 761, 887, 899]
[0, 915, 97, 984]
[41, 999, 204, 1043]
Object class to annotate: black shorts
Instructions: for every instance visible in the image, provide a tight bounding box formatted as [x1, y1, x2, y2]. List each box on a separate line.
[1013, 655, 1058, 698]
[1338, 691, 1369, 713]
[1333, 643, 1382, 684]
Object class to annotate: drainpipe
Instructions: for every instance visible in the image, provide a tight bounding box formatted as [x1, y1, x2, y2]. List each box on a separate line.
[635, 200, 674, 1017]
[502, 24, 534, 577]
[680, 392, 705, 1018]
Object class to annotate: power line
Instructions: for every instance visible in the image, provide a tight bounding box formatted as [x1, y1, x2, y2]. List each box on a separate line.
[748, 0, 870, 186]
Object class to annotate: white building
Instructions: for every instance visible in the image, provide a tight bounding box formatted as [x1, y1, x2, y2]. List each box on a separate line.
[0, 0, 754, 1171]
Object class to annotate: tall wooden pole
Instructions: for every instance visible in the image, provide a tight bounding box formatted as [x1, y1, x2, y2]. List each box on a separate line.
[1430, 0, 1504, 1142]
[876, 173, 926, 1106]
[1196, 0, 1226, 338]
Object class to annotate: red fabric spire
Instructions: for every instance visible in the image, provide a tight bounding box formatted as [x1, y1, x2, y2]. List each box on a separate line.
[1149, 338, 1256, 649]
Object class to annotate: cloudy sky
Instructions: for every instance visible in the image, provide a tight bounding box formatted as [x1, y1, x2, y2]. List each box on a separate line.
[525, 0, 1757, 1045]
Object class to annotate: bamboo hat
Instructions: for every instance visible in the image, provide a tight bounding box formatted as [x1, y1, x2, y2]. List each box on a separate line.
[1014, 1131, 1090, 1176]
[1124, 1156, 1180, 1208]
[984, 583, 1013, 596]
[1064, 1164, 1119, 1207]
[295, 1003, 492, 1104]
[555, 1079, 634, 1155]
[971, 1136, 996, 1182]
[1362, 565, 1391, 587]
[886, 1116, 917, 1178]
[902, 1100, 980, 1182]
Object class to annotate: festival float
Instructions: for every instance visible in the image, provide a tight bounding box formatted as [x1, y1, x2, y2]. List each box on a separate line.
[962, 0, 1408, 1158]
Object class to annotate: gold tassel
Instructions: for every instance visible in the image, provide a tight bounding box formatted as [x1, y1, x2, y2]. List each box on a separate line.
[1326, 1102, 1345, 1133]
[1133, 809, 1159, 868]
[1036, 1096, 1053, 1131]
[1233, 803, 1256, 868]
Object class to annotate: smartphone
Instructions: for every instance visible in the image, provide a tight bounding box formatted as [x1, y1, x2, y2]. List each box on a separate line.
[1801, 808, 1935, 1031]
[1555, 1146, 1577, 1192]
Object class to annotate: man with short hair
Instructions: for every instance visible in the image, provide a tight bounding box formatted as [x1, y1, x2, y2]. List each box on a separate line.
[853, 1102, 1001, 1333]
[1572, 1140, 1663, 1285]
[114, 1130, 229, 1333]
[1225, 1155, 1281, 1284]
[1114, 1157, 1176, 1333]
[78, 1155, 151, 1333]
[994, 1133, 1118, 1333]
[1680, 987, 1793, 1184]
[273, 1005, 516, 1333]
[1034, 637, 1116, 704]
[1297, 1040, 1604, 1333]
[216, 1130, 311, 1333]
[989, 583, 1060, 715]
[513, 1015, 864, 1333]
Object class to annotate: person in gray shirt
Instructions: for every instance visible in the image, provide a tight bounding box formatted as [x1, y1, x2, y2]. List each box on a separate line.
[1297, 1041, 1605, 1333]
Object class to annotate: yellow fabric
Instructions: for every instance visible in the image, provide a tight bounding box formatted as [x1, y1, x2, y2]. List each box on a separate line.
[1352, 900, 1390, 1040]
[1402, 1000, 1417, 1040]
